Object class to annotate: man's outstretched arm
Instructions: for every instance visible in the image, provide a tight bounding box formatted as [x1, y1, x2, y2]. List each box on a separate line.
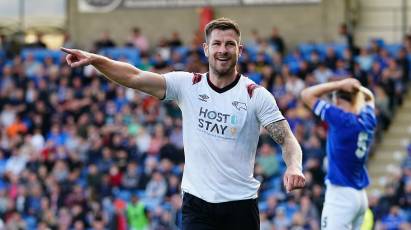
[61, 47, 166, 99]
[264, 120, 305, 192]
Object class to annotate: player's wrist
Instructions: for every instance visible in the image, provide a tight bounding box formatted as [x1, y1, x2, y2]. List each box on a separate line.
[88, 53, 100, 65]
[287, 164, 303, 172]
[335, 80, 345, 90]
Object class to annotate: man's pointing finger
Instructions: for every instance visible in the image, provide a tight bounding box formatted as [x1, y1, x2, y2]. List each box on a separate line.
[60, 47, 75, 55]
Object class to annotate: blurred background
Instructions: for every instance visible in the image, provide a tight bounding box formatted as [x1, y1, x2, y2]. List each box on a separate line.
[0, 0, 411, 229]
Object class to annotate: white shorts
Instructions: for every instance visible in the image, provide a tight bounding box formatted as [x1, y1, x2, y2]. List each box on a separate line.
[321, 181, 368, 230]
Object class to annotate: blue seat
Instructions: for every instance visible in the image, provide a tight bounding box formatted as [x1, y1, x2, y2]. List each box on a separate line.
[260, 188, 279, 200]
[244, 43, 259, 62]
[332, 43, 348, 58]
[115, 189, 132, 202]
[21, 48, 64, 63]
[76, 177, 87, 188]
[100, 47, 141, 66]
[284, 54, 298, 64]
[384, 44, 402, 57]
[298, 43, 316, 60]
[315, 43, 347, 59]
[23, 216, 37, 230]
[287, 61, 300, 75]
[135, 190, 146, 198]
[172, 46, 189, 59]
[258, 201, 268, 212]
[372, 38, 385, 48]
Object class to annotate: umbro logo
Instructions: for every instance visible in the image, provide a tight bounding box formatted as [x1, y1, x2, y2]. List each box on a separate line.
[198, 94, 209, 102]
[232, 101, 247, 111]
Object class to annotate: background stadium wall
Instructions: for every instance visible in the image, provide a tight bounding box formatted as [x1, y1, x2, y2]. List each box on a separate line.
[67, 0, 345, 50]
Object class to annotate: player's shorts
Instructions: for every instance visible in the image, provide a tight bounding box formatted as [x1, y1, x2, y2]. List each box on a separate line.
[182, 192, 259, 230]
[321, 181, 368, 230]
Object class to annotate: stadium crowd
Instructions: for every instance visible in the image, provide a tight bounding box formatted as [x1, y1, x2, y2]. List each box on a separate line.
[0, 24, 410, 229]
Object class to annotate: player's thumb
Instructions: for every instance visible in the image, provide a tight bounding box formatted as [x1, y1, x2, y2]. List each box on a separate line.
[71, 59, 90, 68]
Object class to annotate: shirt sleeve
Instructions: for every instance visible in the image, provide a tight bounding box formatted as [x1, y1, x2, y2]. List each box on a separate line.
[358, 105, 377, 131]
[254, 87, 285, 127]
[162, 71, 189, 101]
[312, 99, 355, 127]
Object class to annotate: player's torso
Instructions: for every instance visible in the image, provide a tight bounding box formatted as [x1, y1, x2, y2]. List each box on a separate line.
[328, 120, 372, 164]
[179, 74, 257, 142]
[172, 72, 277, 202]
[326, 119, 372, 188]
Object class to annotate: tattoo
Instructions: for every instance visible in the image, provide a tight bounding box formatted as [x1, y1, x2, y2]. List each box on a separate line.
[265, 120, 303, 170]
[265, 120, 288, 145]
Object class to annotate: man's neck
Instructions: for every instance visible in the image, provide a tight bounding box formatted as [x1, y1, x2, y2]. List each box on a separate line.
[208, 70, 238, 89]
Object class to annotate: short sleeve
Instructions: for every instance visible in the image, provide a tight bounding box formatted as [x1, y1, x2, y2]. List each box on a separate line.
[312, 99, 355, 127]
[254, 87, 285, 127]
[163, 71, 189, 101]
[358, 105, 377, 131]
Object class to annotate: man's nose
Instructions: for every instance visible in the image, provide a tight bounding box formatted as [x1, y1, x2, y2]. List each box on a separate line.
[217, 44, 228, 53]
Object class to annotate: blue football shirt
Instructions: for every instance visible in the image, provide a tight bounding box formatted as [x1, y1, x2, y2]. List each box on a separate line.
[313, 99, 377, 189]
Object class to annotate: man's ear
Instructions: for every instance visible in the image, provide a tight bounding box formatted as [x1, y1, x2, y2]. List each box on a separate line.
[203, 42, 209, 57]
[239, 44, 244, 57]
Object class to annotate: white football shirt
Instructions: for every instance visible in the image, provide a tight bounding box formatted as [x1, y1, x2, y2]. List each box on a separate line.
[163, 71, 284, 203]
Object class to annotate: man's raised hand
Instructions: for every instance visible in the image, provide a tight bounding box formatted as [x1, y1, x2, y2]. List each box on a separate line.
[61, 47, 93, 68]
[339, 78, 361, 93]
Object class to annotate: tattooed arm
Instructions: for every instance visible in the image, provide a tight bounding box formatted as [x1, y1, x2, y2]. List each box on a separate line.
[265, 120, 305, 192]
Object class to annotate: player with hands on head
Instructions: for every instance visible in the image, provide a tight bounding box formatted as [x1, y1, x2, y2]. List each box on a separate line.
[61, 17, 305, 230]
[300, 78, 377, 230]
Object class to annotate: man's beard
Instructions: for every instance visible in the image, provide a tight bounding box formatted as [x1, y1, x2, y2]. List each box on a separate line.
[209, 57, 237, 76]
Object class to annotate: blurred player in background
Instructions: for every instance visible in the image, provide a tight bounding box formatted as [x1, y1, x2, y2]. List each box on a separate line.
[61, 17, 305, 230]
[301, 78, 377, 230]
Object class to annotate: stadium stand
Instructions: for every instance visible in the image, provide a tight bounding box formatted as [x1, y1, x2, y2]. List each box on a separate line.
[0, 25, 411, 229]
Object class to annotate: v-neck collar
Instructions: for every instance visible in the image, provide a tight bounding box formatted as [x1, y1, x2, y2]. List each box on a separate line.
[206, 72, 241, 94]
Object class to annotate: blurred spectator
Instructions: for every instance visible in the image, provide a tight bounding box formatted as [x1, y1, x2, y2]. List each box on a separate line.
[168, 31, 183, 48]
[0, 33, 9, 52]
[269, 27, 286, 55]
[126, 195, 149, 230]
[299, 195, 320, 229]
[5, 211, 26, 229]
[27, 32, 47, 49]
[324, 47, 338, 70]
[155, 37, 171, 61]
[24, 53, 43, 79]
[379, 205, 408, 230]
[145, 171, 167, 205]
[121, 161, 140, 192]
[248, 29, 263, 48]
[259, 212, 272, 230]
[337, 23, 354, 52]
[126, 27, 150, 55]
[94, 31, 116, 50]
[62, 32, 75, 49]
[313, 62, 333, 84]
[274, 206, 291, 229]
[5, 149, 28, 176]
[357, 48, 373, 72]
[0, 21, 410, 229]
[256, 143, 280, 179]
[397, 48, 410, 86]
